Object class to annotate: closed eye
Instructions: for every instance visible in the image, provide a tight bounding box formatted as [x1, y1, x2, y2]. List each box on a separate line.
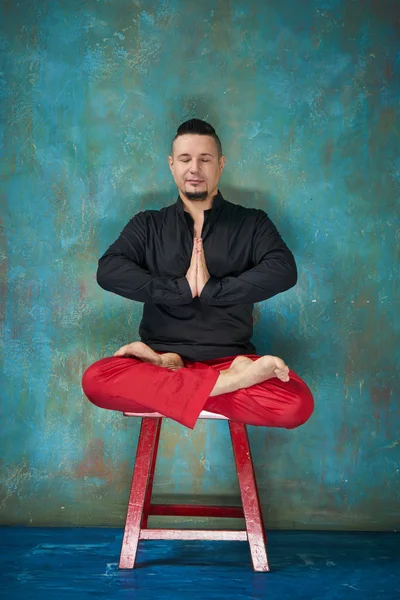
[179, 159, 211, 163]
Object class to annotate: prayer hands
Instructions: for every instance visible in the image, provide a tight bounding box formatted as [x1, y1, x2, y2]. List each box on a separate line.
[196, 238, 210, 296]
[185, 238, 210, 298]
[186, 240, 198, 298]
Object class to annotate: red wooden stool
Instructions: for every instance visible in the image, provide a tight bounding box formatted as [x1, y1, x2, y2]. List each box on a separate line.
[119, 410, 269, 572]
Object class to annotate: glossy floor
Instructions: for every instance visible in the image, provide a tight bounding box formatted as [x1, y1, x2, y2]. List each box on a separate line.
[1, 527, 399, 599]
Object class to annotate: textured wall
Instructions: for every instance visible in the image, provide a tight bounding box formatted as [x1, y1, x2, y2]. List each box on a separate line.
[0, 0, 399, 530]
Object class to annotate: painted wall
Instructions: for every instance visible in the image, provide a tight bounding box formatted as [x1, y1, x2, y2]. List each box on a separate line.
[0, 0, 398, 530]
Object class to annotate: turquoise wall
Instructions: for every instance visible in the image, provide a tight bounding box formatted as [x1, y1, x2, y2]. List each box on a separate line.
[1, 0, 399, 530]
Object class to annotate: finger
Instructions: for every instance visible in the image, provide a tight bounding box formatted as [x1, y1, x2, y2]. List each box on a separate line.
[198, 247, 205, 268]
[194, 240, 199, 264]
[190, 240, 197, 265]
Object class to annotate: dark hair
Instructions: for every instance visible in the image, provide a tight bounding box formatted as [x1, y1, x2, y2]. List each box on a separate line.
[171, 118, 223, 157]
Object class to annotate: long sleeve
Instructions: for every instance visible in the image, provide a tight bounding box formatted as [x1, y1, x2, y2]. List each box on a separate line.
[96, 213, 193, 305]
[200, 211, 297, 305]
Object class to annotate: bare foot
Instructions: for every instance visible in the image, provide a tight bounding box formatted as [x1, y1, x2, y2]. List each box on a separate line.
[225, 355, 289, 382]
[228, 356, 253, 373]
[159, 352, 184, 371]
[114, 341, 184, 370]
[210, 355, 290, 397]
[238, 355, 290, 386]
[114, 341, 162, 364]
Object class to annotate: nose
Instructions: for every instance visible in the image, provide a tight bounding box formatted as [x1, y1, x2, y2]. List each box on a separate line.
[189, 159, 201, 173]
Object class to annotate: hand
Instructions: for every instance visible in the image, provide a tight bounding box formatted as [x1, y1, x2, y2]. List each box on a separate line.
[196, 238, 210, 296]
[185, 238, 198, 298]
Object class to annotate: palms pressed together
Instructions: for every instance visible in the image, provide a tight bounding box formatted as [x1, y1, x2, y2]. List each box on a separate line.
[185, 237, 210, 298]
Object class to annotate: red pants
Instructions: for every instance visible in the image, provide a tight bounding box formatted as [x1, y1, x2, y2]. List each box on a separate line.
[82, 355, 314, 430]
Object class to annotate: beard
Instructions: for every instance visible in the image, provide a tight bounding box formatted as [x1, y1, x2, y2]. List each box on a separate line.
[185, 190, 208, 201]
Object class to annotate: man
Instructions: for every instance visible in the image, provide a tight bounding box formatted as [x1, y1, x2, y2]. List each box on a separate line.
[82, 119, 314, 429]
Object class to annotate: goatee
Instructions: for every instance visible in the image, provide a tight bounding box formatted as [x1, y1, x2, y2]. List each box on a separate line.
[185, 190, 208, 201]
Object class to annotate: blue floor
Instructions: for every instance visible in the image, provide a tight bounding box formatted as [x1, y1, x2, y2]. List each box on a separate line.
[1, 527, 399, 599]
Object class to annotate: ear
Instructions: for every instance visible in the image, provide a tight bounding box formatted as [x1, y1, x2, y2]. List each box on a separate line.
[168, 155, 173, 172]
[219, 155, 226, 173]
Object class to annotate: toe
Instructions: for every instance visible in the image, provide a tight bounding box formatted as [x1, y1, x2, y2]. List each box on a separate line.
[273, 356, 287, 370]
[274, 367, 290, 382]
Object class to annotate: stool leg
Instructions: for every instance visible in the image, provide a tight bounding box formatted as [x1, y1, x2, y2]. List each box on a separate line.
[141, 418, 162, 529]
[229, 421, 269, 572]
[119, 417, 162, 569]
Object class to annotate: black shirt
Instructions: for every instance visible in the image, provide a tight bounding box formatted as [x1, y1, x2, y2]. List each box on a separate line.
[97, 191, 297, 361]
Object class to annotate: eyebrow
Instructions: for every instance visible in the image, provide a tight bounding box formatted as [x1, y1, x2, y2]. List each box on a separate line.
[177, 153, 214, 158]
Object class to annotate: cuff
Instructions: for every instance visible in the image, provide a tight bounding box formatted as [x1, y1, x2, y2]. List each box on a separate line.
[199, 277, 220, 301]
[176, 276, 194, 303]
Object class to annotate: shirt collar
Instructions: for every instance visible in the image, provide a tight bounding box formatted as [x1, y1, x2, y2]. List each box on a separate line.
[176, 190, 225, 215]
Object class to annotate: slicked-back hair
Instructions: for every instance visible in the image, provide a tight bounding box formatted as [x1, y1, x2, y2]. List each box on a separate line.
[171, 118, 223, 158]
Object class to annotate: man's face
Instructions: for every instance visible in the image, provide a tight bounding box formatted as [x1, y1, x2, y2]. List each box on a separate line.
[169, 134, 225, 201]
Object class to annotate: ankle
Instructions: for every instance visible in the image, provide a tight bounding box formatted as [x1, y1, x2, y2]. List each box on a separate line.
[210, 369, 241, 397]
[154, 355, 163, 367]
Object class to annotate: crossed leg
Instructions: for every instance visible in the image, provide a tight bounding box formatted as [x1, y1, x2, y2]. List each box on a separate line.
[82, 343, 314, 429]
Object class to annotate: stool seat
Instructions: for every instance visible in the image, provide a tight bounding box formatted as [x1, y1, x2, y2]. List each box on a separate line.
[119, 412, 269, 572]
[124, 409, 228, 419]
